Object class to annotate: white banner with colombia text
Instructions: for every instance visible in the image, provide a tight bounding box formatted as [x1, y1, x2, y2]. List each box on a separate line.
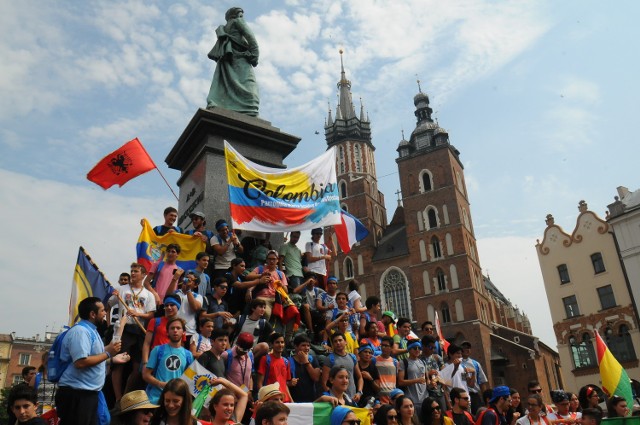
[225, 141, 341, 232]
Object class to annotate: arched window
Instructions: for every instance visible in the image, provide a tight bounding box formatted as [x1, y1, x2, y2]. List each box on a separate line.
[354, 144, 362, 172]
[340, 162, 345, 174]
[381, 268, 412, 319]
[436, 268, 446, 291]
[344, 257, 354, 279]
[420, 170, 433, 192]
[427, 208, 438, 228]
[432, 236, 442, 259]
[339, 146, 344, 159]
[569, 333, 597, 369]
[340, 181, 347, 199]
[462, 208, 470, 230]
[454, 299, 464, 322]
[441, 302, 451, 323]
[341, 203, 348, 213]
[606, 325, 637, 362]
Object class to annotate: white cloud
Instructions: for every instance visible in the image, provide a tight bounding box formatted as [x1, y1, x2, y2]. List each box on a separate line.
[0, 168, 172, 336]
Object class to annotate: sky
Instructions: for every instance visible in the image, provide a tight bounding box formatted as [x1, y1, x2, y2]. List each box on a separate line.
[1, 1, 639, 350]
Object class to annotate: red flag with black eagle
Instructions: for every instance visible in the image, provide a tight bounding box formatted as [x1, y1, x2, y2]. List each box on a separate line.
[87, 138, 156, 189]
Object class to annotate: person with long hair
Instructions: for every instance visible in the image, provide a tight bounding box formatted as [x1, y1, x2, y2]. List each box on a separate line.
[607, 395, 630, 418]
[116, 390, 159, 425]
[374, 405, 399, 425]
[395, 396, 420, 425]
[516, 394, 550, 425]
[567, 393, 580, 414]
[420, 397, 453, 425]
[507, 388, 525, 425]
[150, 379, 200, 425]
[323, 365, 357, 407]
[207, 377, 249, 425]
[578, 386, 602, 414]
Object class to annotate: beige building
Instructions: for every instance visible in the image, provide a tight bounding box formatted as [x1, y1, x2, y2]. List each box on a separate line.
[536, 200, 639, 391]
[0, 334, 11, 389]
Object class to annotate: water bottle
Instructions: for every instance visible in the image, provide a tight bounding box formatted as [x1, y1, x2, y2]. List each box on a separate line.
[364, 397, 376, 409]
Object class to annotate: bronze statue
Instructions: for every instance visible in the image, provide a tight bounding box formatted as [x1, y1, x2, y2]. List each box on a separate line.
[206, 7, 259, 117]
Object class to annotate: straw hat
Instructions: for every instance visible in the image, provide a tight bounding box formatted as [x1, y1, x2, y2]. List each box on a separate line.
[258, 382, 284, 401]
[118, 390, 159, 414]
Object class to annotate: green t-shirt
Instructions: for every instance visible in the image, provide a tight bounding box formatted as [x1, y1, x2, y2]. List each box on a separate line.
[279, 242, 303, 277]
[393, 334, 409, 360]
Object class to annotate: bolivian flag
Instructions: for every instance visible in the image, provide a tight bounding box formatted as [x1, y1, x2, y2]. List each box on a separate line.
[286, 403, 371, 425]
[594, 330, 634, 408]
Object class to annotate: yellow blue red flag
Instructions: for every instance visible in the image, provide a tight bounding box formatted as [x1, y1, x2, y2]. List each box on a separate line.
[136, 218, 205, 272]
[68, 247, 114, 326]
[224, 141, 341, 232]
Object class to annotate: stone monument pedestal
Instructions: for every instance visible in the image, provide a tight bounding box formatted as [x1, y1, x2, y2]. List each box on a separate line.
[166, 107, 301, 242]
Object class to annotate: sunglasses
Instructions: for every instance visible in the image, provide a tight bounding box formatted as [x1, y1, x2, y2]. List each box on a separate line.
[432, 406, 441, 410]
[343, 421, 361, 425]
[387, 415, 398, 421]
[530, 389, 542, 394]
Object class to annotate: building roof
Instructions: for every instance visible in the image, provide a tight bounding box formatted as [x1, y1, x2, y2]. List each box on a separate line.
[483, 275, 510, 304]
[0, 334, 12, 343]
[608, 186, 640, 219]
[372, 222, 409, 261]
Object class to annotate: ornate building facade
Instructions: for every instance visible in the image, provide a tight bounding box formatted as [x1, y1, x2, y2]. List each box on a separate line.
[536, 201, 639, 391]
[322, 54, 561, 394]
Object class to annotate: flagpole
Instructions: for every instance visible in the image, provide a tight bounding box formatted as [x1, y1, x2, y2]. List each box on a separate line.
[80, 246, 147, 333]
[154, 168, 179, 202]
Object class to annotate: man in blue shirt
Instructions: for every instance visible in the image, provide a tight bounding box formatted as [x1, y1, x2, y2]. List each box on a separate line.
[55, 297, 127, 425]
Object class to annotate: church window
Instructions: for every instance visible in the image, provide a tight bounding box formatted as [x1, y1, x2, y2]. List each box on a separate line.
[569, 333, 597, 369]
[436, 268, 446, 291]
[419, 170, 433, 192]
[454, 299, 464, 322]
[340, 181, 347, 199]
[381, 268, 412, 320]
[340, 162, 345, 174]
[440, 302, 451, 323]
[344, 257, 354, 279]
[432, 236, 442, 259]
[462, 208, 470, 230]
[341, 203, 348, 213]
[354, 144, 362, 172]
[427, 208, 438, 229]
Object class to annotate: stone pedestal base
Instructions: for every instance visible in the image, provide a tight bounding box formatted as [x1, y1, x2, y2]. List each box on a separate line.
[165, 107, 301, 244]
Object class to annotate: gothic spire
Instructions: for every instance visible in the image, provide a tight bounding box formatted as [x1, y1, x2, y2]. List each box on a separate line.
[327, 102, 333, 127]
[338, 50, 356, 120]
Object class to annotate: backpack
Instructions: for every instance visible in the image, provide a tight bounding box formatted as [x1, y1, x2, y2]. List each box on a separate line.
[233, 316, 267, 342]
[445, 410, 474, 424]
[262, 354, 289, 384]
[47, 321, 96, 383]
[475, 408, 500, 425]
[225, 348, 255, 375]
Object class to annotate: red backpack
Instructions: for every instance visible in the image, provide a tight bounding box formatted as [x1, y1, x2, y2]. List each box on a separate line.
[474, 408, 499, 425]
[445, 409, 475, 424]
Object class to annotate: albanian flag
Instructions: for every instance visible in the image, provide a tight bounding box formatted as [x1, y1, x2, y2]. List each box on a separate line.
[87, 138, 156, 189]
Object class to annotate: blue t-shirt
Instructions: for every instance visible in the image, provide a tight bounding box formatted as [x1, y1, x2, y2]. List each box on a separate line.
[146, 344, 193, 403]
[59, 320, 105, 391]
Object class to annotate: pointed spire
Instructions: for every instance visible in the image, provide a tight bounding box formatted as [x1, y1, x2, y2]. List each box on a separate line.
[337, 49, 356, 120]
[416, 75, 423, 93]
[327, 101, 333, 127]
[360, 98, 366, 122]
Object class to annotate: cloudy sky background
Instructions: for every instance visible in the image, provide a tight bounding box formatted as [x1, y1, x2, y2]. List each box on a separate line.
[2, 1, 639, 348]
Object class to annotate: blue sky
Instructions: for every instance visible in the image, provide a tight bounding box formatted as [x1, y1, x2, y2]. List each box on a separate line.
[1, 1, 638, 348]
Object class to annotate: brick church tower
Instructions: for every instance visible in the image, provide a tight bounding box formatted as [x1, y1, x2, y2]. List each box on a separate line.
[323, 52, 387, 291]
[396, 83, 494, 376]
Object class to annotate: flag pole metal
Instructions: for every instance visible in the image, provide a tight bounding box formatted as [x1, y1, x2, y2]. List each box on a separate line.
[154, 168, 179, 202]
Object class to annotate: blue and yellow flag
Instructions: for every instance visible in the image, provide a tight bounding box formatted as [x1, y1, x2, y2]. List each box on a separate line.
[68, 247, 114, 326]
[136, 218, 205, 272]
[225, 141, 341, 232]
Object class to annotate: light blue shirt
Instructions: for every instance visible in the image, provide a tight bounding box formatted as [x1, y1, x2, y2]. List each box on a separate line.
[59, 320, 106, 391]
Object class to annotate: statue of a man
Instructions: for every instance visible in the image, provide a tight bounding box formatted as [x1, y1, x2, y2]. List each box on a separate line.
[206, 7, 260, 117]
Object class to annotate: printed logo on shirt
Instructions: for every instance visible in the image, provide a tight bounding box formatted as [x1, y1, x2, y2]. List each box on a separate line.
[165, 355, 182, 371]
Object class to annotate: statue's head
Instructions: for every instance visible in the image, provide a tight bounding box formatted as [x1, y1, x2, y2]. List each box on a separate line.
[225, 7, 244, 21]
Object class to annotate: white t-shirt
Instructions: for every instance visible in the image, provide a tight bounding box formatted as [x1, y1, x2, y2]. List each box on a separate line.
[305, 241, 329, 275]
[110, 284, 156, 326]
[176, 291, 204, 335]
[440, 361, 469, 392]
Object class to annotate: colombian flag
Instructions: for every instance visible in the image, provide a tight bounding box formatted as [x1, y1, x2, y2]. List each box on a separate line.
[224, 141, 341, 232]
[594, 330, 634, 408]
[68, 247, 114, 326]
[136, 218, 205, 272]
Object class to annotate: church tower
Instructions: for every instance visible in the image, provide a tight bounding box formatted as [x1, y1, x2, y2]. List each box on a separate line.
[324, 51, 387, 285]
[396, 84, 494, 375]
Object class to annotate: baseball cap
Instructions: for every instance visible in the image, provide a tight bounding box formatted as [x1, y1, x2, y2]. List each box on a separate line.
[382, 311, 397, 322]
[190, 211, 205, 219]
[490, 386, 511, 403]
[236, 332, 254, 351]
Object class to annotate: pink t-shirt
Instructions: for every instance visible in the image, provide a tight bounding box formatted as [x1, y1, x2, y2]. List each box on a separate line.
[150, 261, 178, 299]
[252, 267, 288, 298]
[221, 347, 252, 389]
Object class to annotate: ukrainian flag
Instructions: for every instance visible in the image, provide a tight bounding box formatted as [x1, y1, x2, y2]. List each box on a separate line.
[68, 247, 114, 326]
[136, 218, 205, 272]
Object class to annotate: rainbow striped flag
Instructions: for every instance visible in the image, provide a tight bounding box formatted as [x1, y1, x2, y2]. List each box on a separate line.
[224, 141, 341, 232]
[594, 330, 633, 408]
[286, 403, 371, 425]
